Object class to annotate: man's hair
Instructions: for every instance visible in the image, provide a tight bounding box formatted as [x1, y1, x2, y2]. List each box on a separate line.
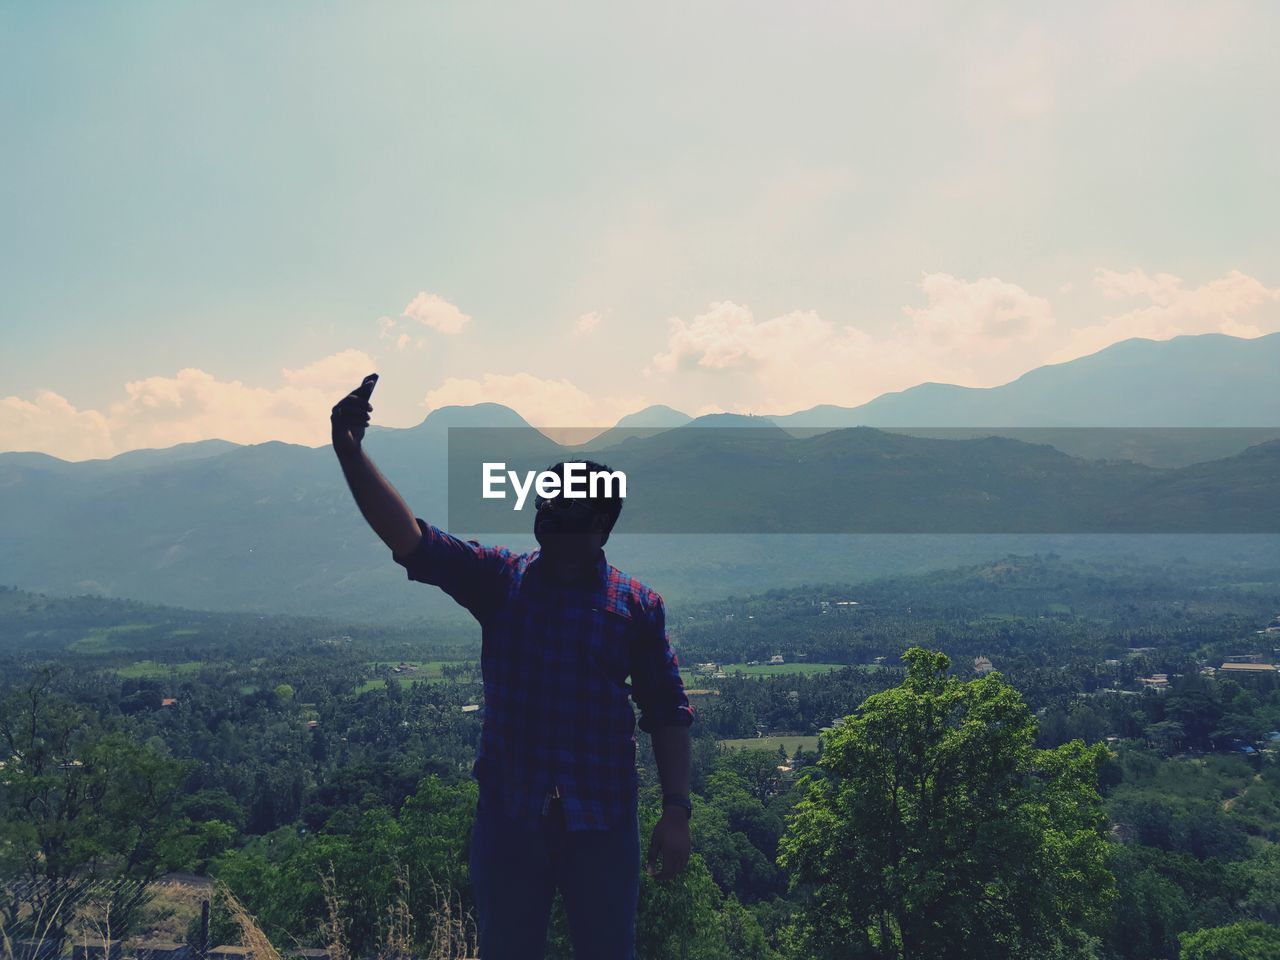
[544, 459, 624, 533]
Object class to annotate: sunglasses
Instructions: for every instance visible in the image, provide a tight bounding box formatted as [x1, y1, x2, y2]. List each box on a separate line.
[534, 494, 601, 515]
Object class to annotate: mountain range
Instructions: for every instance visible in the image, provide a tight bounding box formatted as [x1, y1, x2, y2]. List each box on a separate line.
[2, 332, 1278, 623]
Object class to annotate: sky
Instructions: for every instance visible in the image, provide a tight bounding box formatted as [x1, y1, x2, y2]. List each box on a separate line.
[2, 1, 1278, 460]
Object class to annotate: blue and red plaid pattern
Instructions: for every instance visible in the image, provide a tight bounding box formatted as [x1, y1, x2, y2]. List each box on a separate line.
[393, 518, 695, 831]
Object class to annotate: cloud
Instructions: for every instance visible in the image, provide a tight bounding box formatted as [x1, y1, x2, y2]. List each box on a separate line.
[642, 269, 1277, 417]
[904, 272, 1054, 348]
[11, 267, 1274, 459]
[377, 292, 469, 348]
[1093, 267, 1184, 302]
[1051, 267, 1280, 360]
[379, 324, 421, 352]
[281, 349, 377, 390]
[648, 275, 1056, 413]
[422, 372, 638, 427]
[402, 292, 472, 334]
[0, 350, 377, 461]
[650, 301, 843, 374]
[575, 311, 603, 335]
[0, 390, 114, 460]
[648, 300, 890, 413]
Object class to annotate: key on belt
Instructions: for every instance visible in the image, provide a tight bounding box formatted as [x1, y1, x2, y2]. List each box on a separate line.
[541, 783, 561, 816]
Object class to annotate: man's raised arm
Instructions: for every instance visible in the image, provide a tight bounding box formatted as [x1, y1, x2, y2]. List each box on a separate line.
[331, 374, 422, 559]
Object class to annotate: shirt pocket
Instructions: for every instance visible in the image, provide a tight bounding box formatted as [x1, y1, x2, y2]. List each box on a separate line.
[582, 601, 634, 689]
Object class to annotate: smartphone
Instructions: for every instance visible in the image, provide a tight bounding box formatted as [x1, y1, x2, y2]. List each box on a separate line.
[356, 373, 379, 400]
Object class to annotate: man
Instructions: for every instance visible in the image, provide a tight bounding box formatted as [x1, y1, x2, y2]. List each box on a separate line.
[330, 375, 695, 959]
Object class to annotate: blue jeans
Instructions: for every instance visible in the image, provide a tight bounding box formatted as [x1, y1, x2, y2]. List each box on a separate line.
[469, 786, 639, 959]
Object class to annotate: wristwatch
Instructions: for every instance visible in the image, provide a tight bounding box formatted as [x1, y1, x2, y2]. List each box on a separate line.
[662, 794, 692, 819]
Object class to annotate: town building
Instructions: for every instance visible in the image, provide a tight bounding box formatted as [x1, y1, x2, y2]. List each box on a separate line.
[72, 943, 122, 960]
[133, 944, 191, 960]
[1218, 662, 1277, 675]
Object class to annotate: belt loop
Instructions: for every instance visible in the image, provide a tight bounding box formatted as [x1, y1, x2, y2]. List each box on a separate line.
[542, 784, 562, 819]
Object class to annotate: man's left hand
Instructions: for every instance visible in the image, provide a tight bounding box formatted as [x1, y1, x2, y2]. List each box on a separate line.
[645, 809, 691, 880]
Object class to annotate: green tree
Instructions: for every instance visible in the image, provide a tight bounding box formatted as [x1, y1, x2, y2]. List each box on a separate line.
[630, 803, 778, 960]
[720, 893, 780, 960]
[209, 776, 478, 957]
[212, 812, 405, 955]
[777, 648, 1114, 960]
[1180, 921, 1280, 960]
[0, 673, 193, 940]
[634, 849, 727, 958]
[1229, 845, 1280, 924]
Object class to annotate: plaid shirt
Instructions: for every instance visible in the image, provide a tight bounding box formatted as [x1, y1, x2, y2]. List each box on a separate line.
[393, 518, 694, 831]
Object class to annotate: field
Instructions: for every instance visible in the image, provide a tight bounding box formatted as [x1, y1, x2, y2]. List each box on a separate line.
[356, 660, 473, 693]
[70, 623, 156, 653]
[719, 735, 822, 756]
[115, 659, 204, 678]
[685, 661, 857, 680]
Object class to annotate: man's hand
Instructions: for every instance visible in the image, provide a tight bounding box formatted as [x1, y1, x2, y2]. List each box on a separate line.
[645, 808, 691, 881]
[331, 374, 378, 457]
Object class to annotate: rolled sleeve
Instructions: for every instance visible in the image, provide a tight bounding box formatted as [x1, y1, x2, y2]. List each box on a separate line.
[629, 592, 695, 734]
[392, 518, 513, 618]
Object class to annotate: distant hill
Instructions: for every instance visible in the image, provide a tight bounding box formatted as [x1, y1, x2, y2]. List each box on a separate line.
[4, 410, 1276, 622]
[561, 426, 1280, 534]
[381, 401, 535, 435]
[771, 333, 1280, 428]
[0, 583, 335, 657]
[543, 410, 791, 454]
[0, 439, 242, 475]
[614, 404, 692, 429]
[588, 335, 1280, 464]
[91, 439, 244, 473]
[0, 583, 477, 662]
[587, 404, 694, 451]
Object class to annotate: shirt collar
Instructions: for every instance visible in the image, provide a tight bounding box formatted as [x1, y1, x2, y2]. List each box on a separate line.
[528, 548, 608, 587]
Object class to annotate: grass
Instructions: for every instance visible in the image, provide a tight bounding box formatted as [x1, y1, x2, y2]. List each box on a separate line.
[71, 623, 155, 653]
[357, 660, 473, 693]
[0, 864, 477, 960]
[125, 875, 211, 945]
[719, 735, 821, 756]
[367, 659, 459, 675]
[686, 662, 853, 679]
[0, 877, 164, 960]
[114, 660, 204, 678]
